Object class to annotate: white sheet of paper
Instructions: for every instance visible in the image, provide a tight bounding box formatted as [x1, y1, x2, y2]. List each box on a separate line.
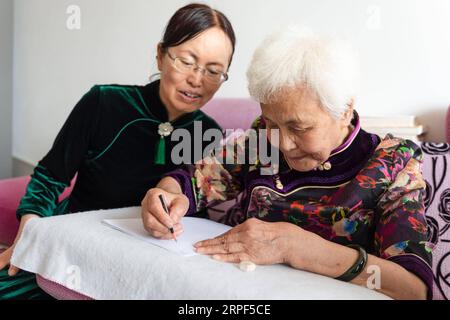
[102, 217, 232, 256]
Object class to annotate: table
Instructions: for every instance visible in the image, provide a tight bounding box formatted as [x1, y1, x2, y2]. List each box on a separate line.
[11, 207, 390, 300]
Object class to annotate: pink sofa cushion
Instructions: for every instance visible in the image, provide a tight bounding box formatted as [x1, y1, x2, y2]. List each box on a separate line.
[421, 142, 450, 300]
[202, 98, 260, 130]
[446, 105, 450, 143]
[0, 176, 74, 246]
[0, 176, 30, 245]
[36, 275, 92, 300]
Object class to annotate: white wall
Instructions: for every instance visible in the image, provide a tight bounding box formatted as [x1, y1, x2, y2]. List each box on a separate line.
[0, 0, 13, 178]
[12, 0, 450, 166]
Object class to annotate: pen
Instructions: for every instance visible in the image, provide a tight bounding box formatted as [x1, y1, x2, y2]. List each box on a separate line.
[158, 194, 177, 242]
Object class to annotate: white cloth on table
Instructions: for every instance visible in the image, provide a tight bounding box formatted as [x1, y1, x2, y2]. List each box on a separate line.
[11, 207, 391, 300]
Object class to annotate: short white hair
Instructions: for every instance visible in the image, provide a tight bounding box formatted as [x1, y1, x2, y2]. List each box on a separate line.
[247, 26, 359, 119]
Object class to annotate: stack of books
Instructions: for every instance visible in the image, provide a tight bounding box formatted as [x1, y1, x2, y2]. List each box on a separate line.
[360, 115, 425, 142]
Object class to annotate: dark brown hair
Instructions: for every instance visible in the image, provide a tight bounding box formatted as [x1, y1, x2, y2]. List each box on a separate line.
[160, 3, 236, 67]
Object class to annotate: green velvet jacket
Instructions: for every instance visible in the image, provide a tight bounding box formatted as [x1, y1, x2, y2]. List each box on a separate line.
[16, 80, 221, 218]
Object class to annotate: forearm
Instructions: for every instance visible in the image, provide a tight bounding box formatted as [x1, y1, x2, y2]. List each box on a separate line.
[156, 177, 183, 194]
[16, 165, 68, 219]
[286, 231, 427, 300]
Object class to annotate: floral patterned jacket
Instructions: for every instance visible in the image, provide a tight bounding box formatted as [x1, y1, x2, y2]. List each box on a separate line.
[167, 113, 433, 299]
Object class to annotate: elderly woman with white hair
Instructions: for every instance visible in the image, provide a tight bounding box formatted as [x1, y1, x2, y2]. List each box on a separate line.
[141, 27, 433, 300]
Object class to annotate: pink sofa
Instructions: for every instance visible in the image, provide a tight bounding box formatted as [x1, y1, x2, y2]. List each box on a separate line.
[0, 176, 31, 246]
[0, 176, 74, 246]
[1, 99, 450, 300]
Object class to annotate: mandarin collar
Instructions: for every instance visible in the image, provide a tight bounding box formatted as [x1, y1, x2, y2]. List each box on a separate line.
[329, 110, 361, 155]
[278, 110, 364, 174]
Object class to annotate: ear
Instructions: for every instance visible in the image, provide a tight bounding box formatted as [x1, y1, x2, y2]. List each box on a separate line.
[156, 43, 164, 71]
[342, 98, 354, 125]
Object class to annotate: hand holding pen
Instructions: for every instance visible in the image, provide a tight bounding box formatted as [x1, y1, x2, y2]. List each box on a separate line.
[141, 187, 189, 240]
[159, 194, 177, 242]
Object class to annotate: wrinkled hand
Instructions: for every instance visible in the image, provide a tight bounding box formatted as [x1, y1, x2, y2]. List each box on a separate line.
[0, 214, 39, 276]
[194, 218, 303, 265]
[141, 188, 189, 239]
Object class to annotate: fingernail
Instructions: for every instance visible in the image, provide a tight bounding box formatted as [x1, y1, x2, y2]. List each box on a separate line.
[212, 255, 221, 260]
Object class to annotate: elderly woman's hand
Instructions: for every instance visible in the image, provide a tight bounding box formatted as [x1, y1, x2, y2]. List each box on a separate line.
[141, 185, 188, 240]
[194, 218, 304, 265]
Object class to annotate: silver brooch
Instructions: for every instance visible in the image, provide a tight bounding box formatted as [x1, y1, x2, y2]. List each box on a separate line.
[158, 122, 174, 137]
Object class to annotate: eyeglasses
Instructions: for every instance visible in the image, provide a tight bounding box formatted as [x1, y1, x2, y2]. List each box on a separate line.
[166, 50, 229, 85]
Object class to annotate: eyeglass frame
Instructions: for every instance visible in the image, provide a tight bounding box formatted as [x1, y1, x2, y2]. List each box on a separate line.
[165, 50, 229, 84]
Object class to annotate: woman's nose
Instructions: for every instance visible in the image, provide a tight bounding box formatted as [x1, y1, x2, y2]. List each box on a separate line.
[278, 131, 297, 153]
[186, 70, 203, 87]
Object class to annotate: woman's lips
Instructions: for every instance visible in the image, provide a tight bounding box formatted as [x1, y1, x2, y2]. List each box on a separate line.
[178, 90, 202, 103]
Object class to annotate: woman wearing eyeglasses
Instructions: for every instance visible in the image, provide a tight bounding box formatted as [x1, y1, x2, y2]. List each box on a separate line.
[0, 3, 235, 299]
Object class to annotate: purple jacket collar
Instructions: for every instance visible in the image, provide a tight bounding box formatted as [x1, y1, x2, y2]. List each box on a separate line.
[258, 111, 380, 193]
